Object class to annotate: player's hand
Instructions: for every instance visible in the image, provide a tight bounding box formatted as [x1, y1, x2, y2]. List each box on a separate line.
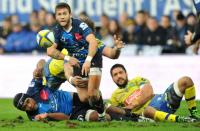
[68, 57, 80, 67]
[35, 113, 48, 121]
[81, 61, 91, 76]
[113, 35, 124, 49]
[184, 31, 193, 46]
[193, 39, 200, 54]
[72, 76, 88, 88]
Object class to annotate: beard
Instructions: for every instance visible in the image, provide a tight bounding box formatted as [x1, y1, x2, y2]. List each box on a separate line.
[116, 78, 128, 89]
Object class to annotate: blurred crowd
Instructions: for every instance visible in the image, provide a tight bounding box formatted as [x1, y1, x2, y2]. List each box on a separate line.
[0, 8, 198, 55]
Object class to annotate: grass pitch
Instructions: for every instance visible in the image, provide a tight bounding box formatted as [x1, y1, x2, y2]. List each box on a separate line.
[0, 99, 200, 131]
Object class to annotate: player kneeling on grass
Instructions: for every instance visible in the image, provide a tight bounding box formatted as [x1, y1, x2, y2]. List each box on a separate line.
[108, 64, 200, 122]
[13, 59, 110, 121]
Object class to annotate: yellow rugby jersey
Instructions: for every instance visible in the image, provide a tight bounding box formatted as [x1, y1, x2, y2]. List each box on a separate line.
[48, 39, 105, 78]
[49, 49, 68, 78]
[109, 76, 151, 115]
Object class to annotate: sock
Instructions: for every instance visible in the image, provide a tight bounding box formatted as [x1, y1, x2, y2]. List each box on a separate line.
[185, 86, 196, 110]
[154, 111, 177, 122]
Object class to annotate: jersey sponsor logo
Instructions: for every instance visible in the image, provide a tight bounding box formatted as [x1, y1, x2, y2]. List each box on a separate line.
[79, 22, 88, 30]
[124, 89, 141, 105]
[39, 89, 49, 101]
[74, 33, 83, 41]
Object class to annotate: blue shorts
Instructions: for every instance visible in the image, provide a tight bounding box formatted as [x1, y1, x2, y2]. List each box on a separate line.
[149, 83, 182, 114]
[44, 60, 66, 90]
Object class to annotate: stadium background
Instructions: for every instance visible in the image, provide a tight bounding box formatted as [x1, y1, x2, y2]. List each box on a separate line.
[0, 0, 200, 100]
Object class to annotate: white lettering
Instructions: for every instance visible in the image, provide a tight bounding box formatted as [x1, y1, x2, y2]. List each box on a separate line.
[134, 0, 143, 12]
[18, 0, 32, 13]
[86, 0, 96, 16]
[10, 0, 16, 13]
[96, 0, 102, 15]
[73, 0, 84, 16]
[119, 0, 133, 16]
[164, 0, 181, 15]
[1, 0, 9, 13]
[103, 0, 117, 17]
[38, 0, 50, 10]
[150, 0, 157, 17]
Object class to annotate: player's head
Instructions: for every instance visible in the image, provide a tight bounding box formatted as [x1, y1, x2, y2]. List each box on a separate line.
[79, 16, 96, 32]
[13, 93, 37, 111]
[55, 2, 71, 27]
[110, 64, 128, 88]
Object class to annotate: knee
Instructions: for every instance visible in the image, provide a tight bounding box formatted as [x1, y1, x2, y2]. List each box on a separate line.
[143, 106, 156, 119]
[178, 76, 194, 88]
[85, 110, 99, 121]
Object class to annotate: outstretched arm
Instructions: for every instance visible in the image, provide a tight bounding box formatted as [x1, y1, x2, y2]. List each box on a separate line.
[35, 113, 70, 121]
[102, 35, 124, 59]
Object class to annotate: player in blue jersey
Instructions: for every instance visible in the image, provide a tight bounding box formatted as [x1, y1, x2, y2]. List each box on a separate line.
[184, 0, 200, 54]
[13, 60, 152, 122]
[46, 3, 106, 116]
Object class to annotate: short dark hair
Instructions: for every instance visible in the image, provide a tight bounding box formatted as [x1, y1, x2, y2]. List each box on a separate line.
[55, 2, 71, 14]
[13, 93, 30, 111]
[110, 64, 127, 76]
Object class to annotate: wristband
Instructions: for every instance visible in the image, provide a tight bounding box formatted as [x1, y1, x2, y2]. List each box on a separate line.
[86, 56, 92, 62]
[64, 55, 70, 62]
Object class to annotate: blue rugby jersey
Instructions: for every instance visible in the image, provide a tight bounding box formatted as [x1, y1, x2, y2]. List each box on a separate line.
[53, 18, 96, 65]
[25, 78, 73, 121]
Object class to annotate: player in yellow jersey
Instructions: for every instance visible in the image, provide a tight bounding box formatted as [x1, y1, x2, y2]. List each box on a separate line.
[108, 64, 200, 122]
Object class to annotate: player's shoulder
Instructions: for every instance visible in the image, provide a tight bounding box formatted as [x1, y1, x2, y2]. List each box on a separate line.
[72, 18, 82, 26]
[130, 76, 149, 83]
[52, 24, 63, 33]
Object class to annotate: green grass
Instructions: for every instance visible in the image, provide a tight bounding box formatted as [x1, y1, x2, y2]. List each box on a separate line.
[0, 99, 200, 131]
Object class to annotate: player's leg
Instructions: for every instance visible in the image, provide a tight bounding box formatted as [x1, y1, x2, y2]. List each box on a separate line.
[87, 71, 104, 114]
[176, 76, 200, 120]
[76, 87, 89, 102]
[87, 52, 105, 115]
[144, 106, 196, 122]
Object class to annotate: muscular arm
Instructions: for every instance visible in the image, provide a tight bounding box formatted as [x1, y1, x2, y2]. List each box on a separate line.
[102, 46, 121, 59]
[102, 35, 123, 59]
[125, 83, 154, 110]
[47, 43, 65, 60]
[86, 34, 98, 57]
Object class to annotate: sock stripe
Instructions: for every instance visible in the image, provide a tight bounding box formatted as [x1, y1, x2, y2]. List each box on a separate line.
[185, 96, 195, 101]
[165, 113, 170, 120]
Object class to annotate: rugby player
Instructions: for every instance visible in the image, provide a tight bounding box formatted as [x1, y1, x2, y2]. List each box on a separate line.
[46, 2, 105, 116]
[13, 59, 107, 121]
[108, 64, 200, 122]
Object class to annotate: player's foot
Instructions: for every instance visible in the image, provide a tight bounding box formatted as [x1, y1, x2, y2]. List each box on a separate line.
[189, 107, 200, 121]
[176, 116, 196, 123]
[137, 116, 155, 122]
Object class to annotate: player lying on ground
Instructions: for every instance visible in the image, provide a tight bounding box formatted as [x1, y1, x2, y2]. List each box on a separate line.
[108, 64, 200, 122]
[13, 59, 110, 121]
[13, 60, 152, 122]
